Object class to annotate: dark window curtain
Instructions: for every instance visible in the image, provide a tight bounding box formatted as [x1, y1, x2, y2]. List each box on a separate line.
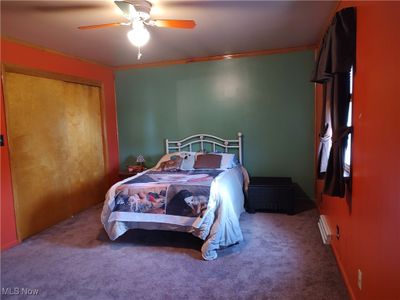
[311, 7, 356, 197]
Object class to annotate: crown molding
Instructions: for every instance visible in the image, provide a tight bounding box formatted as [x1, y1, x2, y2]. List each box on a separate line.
[113, 45, 317, 71]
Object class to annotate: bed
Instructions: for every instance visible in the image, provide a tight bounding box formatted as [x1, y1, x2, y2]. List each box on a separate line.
[101, 133, 248, 260]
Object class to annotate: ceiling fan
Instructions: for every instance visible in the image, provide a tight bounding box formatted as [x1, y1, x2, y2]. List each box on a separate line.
[78, 0, 196, 59]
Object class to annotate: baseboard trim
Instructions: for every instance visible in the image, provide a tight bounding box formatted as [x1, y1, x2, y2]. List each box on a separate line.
[331, 243, 356, 300]
[1, 239, 19, 251]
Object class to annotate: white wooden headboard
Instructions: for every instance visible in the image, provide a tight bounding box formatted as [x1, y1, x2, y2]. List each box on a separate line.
[165, 132, 243, 164]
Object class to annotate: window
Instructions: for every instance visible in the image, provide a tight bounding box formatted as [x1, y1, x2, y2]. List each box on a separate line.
[344, 67, 353, 177]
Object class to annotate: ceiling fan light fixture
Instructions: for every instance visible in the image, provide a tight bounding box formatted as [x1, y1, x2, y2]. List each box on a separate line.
[127, 23, 150, 47]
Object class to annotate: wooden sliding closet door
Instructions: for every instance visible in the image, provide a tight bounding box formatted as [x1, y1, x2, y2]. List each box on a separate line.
[4, 71, 106, 240]
[63, 81, 106, 214]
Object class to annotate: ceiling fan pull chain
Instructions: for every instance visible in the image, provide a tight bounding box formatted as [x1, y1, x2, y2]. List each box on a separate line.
[137, 47, 142, 60]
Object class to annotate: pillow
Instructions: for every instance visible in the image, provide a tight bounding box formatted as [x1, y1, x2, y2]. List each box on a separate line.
[154, 152, 195, 170]
[156, 156, 183, 171]
[193, 154, 222, 169]
[218, 153, 239, 169]
[180, 152, 196, 170]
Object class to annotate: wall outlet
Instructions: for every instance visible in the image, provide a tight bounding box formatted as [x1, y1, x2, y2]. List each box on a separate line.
[357, 269, 362, 290]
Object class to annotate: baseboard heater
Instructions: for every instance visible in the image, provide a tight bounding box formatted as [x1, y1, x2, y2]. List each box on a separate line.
[318, 215, 332, 244]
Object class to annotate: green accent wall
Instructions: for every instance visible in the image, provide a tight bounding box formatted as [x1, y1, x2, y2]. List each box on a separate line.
[115, 50, 315, 198]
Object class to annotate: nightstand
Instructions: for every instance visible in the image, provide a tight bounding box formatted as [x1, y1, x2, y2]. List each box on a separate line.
[246, 177, 295, 215]
[118, 167, 146, 181]
[118, 172, 137, 180]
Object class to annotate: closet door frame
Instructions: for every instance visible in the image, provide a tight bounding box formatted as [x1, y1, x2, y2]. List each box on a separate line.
[1, 64, 109, 241]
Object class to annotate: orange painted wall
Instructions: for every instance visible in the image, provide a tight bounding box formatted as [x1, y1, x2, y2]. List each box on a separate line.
[315, 2, 400, 299]
[0, 39, 119, 250]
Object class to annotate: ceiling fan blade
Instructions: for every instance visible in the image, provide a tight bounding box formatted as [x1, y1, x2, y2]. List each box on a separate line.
[78, 22, 125, 30]
[153, 19, 196, 29]
[114, 0, 136, 19]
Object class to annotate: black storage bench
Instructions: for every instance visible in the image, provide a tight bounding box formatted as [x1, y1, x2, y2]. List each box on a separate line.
[246, 177, 295, 215]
